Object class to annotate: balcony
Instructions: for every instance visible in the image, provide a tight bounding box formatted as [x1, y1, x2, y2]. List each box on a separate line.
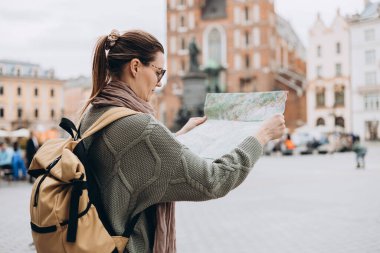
[357, 85, 380, 94]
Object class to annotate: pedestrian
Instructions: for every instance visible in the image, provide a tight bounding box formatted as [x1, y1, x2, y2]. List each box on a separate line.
[25, 131, 39, 183]
[0, 142, 14, 181]
[12, 141, 27, 180]
[78, 29, 286, 253]
[282, 133, 295, 155]
[352, 135, 367, 169]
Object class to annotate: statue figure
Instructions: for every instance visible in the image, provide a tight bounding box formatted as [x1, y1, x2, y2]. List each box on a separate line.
[188, 37, 200, 72]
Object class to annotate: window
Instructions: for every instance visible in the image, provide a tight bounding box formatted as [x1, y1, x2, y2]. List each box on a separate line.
[234, 55, 241, 70]
[51, 109, 55, 119]
[239, 77, 252, 91]
[334, 85, 345, 106]
[365, 29, 375, 41]
[245, 54, 250, 68]
[244, 6, 249, 21]
[234, 7, 240, 24]
[180, 15, 185, 27]
[34, 109, 38, 118]
[34, 88, 38, 96]
[50, 89, 54, 97]
[317, 45, 321, 57]
[365, 50, 376, 65]
[253, 5, 259, 22]
[201, 0, 227, 19]
[365, 120, 380, 140]
[364, 94, 380, 111]
[316, 87, 325, 107]
[335, 63, 342, 76]
[245, 31, 249, 46]
[0, 86, 4, 95]
[17, 108, 22, 119]
[181, 59, 185, 71]
[181, 37, 186, 50]
[336, 42, 341, 54]
[170, 15, 176, 31]
[17, 87, 21, 96]
[365, 72, 377, 86]
[188, 12, 194, 28]
[170, 0, 177, 9]
[0, 67, 3, 75]
[254, 53, 260, 69]
[208, 28, 222, 64]
[234, 30, 240, 48]
[253, 27, 260, 46]
[316, 66, 322, 78]
[239, 78, 245, 91]
[0, 108, 3, 118]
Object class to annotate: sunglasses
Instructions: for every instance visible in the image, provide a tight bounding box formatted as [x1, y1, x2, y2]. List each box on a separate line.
[150, 64, 166, 83]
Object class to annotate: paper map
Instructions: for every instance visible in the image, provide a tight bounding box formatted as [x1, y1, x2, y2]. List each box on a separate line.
[176, 91, 287, 160]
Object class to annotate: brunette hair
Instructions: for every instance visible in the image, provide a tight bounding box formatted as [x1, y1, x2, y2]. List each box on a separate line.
[81, 30, 164, 114]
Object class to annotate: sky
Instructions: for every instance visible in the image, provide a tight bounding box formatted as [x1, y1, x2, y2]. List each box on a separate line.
[0, 0, 366, 79]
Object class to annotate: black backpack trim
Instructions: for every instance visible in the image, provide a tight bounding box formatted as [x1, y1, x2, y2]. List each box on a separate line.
[30, 223, 57, 234]
[59, 117, 81, 140]
[31, 200, 91, 233]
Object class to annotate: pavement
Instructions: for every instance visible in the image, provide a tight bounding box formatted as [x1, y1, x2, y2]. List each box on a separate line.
[1, 143, 379, 253]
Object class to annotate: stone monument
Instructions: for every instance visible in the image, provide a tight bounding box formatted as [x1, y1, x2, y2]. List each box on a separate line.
[177, 38, 207, 127]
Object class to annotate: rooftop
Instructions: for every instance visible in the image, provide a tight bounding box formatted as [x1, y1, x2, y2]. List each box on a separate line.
[348, 1, 380, 23]
[0, 59, 55, 79]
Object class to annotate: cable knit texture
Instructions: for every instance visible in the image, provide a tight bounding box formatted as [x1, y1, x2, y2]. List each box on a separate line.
[79, 106, 263, 253]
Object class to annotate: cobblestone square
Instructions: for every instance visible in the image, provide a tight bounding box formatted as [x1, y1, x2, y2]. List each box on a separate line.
[1, 144, 379, 253]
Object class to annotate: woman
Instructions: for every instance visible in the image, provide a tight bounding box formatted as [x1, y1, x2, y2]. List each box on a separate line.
[79, 29, 285, 253]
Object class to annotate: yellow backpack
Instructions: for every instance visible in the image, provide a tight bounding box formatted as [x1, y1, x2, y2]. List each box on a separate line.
[28, 107, 139, 253]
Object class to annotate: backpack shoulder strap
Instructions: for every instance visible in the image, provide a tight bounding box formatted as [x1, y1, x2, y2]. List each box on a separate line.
[74, 107, 141, 237]
[81, 107, 139, 140]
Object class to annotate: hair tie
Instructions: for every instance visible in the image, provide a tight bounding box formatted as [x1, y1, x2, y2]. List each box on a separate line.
[105, 29, 120, 50]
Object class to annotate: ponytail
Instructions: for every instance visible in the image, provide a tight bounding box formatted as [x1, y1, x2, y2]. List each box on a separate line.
[80, 29, 164, 117]
[80, 35, 109, 116]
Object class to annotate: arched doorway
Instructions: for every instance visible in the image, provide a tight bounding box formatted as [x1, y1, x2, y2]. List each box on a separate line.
[316, 118, 325, 126]
[335, 117, 345, 128]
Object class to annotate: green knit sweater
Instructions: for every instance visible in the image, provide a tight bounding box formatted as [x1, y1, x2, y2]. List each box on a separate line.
[79, 106, 263, 253]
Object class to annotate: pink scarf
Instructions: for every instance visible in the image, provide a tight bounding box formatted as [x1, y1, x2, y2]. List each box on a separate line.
[92, 80, 176, 252]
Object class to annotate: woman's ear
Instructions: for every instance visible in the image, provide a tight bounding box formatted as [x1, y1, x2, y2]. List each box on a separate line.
[129, 58, 140, 77]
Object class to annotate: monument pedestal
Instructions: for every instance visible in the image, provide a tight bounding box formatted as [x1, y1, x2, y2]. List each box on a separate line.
[182, 72, 207, 117]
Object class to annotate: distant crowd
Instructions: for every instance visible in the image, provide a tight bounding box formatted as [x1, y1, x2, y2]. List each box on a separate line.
[0, 132, 39, 182]
[264, 132, 367, 168]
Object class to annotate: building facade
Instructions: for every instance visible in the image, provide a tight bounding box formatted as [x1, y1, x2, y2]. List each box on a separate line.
[348, 0, 380, 141]
[306, 11, 351, 133]
[0, 60, 64, 135]
[160, 0, 306, 131]
[63, 76, 92, 123]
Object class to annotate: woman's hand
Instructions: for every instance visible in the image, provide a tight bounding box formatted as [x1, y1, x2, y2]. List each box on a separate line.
[255, 114, 286, 146]
[175, 116, 207, 136]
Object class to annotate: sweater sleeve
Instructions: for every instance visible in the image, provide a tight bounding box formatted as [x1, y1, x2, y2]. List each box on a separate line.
[148, 120, 263, 202]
